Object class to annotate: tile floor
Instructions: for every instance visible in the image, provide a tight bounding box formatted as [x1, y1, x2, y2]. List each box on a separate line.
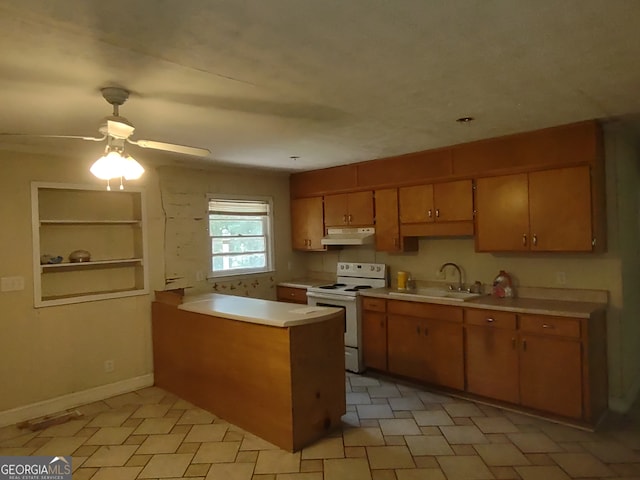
[1, 373, 639, 479]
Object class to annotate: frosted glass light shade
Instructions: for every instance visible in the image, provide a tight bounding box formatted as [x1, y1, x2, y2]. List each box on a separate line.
[90, 151, 144, 180]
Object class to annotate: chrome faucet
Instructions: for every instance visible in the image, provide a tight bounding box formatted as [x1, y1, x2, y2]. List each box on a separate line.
[439, 262, 464, 291]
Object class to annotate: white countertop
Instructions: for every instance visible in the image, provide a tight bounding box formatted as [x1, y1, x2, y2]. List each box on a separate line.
[178, 293, 343, 327]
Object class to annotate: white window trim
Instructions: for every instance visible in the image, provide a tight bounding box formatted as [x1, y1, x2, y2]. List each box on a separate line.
[207, 194, 275, 278]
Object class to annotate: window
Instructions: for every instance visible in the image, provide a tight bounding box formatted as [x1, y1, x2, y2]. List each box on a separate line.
[207, 196, 274, 277]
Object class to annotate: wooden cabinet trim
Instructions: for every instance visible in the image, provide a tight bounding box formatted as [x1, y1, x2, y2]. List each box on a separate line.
[519, 314, 581, 338]
[387, 299, 463, 322]
[363, 297, 386, 312]
[464, 309, 516, 329]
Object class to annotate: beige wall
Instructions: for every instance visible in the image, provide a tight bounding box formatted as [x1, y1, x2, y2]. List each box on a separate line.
[300, 124, 640, 410]
[0, 152, 297, 414]
[0, 150, 164, 412]
[157, 165, 299, 298]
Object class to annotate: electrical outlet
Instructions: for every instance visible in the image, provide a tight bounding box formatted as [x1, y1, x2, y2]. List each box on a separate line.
[555, 271, 567, 285]
[1, 276, 25, 292]
[104, 360, 115, 373]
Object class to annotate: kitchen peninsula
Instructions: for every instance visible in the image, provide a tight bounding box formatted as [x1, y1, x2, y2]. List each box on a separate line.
[151, 292, 346, 452]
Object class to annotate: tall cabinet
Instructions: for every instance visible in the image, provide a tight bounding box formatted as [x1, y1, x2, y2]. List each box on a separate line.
[31, 182, 149, 307]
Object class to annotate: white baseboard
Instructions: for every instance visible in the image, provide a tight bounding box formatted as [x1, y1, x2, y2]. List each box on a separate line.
[609, 373, 640, 413]
[0, 374, 154, 428]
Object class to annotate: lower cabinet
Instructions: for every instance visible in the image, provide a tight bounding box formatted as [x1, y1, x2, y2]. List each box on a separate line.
[362, 298, 388, 371]
[361, 296, 607, 425]
[276, 286, 308, 304]
[387, 300, 464, 390]
[465, 309, 519, 404]
[518, 314, 584, 419]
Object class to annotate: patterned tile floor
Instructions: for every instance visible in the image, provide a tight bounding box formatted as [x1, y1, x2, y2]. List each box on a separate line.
[1, 373, 639, 479]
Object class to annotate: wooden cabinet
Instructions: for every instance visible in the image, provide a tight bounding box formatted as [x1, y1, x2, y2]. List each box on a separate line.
[362, 298, 388, 371]
[465, 309, 519, 404]
[518, 314, 583, 419]
[31, 182, 148, 307]
[291, 197, 325, 251]
[373, 188, 417, 252]
[324, 191, 374, 226]
[387, 300, 464, 390]
[475, 165, 596, 252]
[276, 286, 308, 304]
[399, 180, 474, 237]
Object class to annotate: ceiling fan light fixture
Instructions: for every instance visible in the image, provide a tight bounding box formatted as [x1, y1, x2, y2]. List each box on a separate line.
[90, 149, 144, 189]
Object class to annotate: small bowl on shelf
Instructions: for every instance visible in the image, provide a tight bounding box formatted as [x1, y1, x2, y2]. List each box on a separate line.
[69, 250, 91, 263]
[40, 254, 63, 265]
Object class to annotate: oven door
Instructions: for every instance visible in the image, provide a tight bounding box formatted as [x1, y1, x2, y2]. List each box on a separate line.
[306, 291, 360, 349]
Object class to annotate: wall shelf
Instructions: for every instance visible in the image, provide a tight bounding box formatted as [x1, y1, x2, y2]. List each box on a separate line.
[31, 182, 149, 307]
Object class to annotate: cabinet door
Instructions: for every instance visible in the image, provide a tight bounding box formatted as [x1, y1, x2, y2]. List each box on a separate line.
[528, 166, 593, 251]
[466, 325, 519, 404]
[324, 193, 349, 226]
[423, 319, 464, 390]
[291, 197, 324, 250]
[433, 180, 473, 222]
[399, 184, 434, 223]
[374, 188, 401, 252]
[347, 191, 374, 225]
[519, 334, 583, 419]
[362, 311, 388, 371]
[387, 315, 425, 380]
[475, 174, 530, 251]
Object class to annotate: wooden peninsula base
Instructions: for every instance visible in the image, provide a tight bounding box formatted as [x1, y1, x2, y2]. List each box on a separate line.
[152, 295, 346, 452]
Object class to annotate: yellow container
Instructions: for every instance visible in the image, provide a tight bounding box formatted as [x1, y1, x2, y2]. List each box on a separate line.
[397, 271, 408, 290]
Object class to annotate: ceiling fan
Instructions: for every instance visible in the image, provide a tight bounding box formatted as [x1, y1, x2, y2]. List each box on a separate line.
[1, 87, 211, 189]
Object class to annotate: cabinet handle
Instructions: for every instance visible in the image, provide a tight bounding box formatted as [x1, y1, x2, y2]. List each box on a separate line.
[522, 339, 527, 351]
[435, 208, 440, 218]
[416, 326, 421, 335]
[542, 323, 554, 329]
[348, 214, 353, 223]
[522, 234, 527, 246]
[486, 317, 495, 323]
[428, 209, 433, 218]
[343, 214, 347, 224]
[532, 234, 538, 246]
[512, 337, 516, 349]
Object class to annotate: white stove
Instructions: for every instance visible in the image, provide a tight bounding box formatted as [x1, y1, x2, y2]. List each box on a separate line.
[307, 262, 388, 372]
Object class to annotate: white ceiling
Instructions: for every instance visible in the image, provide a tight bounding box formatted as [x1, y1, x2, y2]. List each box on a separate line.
[1, 0, 639, 172]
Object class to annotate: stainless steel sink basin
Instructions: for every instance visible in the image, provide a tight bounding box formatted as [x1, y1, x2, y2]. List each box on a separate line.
[388, 288, 482, 302]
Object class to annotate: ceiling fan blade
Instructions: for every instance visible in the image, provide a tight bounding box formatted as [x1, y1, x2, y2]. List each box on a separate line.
[0, 133, 105, 141]
[129, 138, 210, 157]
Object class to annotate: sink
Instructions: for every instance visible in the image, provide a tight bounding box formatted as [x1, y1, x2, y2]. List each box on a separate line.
[388, 288, 482, 302]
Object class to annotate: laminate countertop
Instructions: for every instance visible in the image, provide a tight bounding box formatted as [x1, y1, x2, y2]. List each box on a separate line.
[362, 288, 607, 319]
[277, 278, 328, 289]
[178, 293, 342, 328]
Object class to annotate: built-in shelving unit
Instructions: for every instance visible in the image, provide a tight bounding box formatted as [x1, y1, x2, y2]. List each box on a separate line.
[31, 182, 149, 307]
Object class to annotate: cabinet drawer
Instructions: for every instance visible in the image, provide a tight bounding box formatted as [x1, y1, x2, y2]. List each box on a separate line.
[465, 309, 516, 329]
[363, 297, 386, 312]
[388, 300, 463, 322]
[276, 286, 308, 304]
[519, 314, 580, 338]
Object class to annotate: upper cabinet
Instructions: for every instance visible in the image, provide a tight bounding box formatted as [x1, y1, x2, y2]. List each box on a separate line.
[399, 180, 474, 237]
[475, 165, 599, 252]
[324, 191, 374, 227]
[373, 188, 417, 252]
[291, 197, 325, 251]
[32, 182, 148, 307]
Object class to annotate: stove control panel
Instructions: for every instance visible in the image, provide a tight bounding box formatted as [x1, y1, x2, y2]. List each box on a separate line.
[337, 262, 387, 278]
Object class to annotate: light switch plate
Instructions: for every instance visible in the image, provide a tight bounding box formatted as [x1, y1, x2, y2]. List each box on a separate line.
[1, 276, 25, 292]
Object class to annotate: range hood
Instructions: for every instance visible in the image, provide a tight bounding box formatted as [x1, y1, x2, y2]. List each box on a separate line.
[321, 227, 375, 246]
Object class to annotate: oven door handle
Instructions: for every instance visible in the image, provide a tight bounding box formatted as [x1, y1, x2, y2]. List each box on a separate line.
[306, 292, 358, 302]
